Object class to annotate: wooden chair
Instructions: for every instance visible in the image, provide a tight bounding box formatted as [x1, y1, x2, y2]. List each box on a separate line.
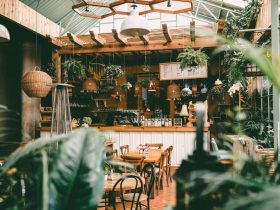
[145, 143, 163, 149]
[123, 163, 155, 210]
[121, 154, 145, 172]
[155, 150, 168, 195]
[113, 149, 118, 157]
[111, 174, 144, 210]
[120, 144, 129, 155]
[165, 145, 173, 186]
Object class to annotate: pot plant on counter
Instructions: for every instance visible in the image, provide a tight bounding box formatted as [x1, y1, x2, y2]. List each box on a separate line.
[177, 47, 209, 69]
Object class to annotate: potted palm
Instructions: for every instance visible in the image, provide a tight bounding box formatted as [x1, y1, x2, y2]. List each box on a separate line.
[177, 48, 209, 69]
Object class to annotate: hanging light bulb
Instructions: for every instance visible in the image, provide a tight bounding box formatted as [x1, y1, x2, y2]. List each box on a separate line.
[120, 2, 150, 37]
[82, 78, 98, 92]
[167, 82, 181, 100]
[0, 24, 10, 42]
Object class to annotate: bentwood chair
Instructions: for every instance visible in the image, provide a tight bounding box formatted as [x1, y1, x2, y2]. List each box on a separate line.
[120, 144, 129, 155]
[121, 154, 145, 172]
[155, 150, 168, 195]
[145, 143, 163, 149]
[111, 174, 144, 210]
[123, 163, 155, 210]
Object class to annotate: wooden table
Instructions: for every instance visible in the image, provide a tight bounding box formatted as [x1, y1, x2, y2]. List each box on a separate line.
[113, 149, 162, 164]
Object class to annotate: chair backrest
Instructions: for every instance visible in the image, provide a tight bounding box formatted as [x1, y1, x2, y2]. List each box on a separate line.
[120, 144, 129, 155]
[167, 145, 173, 165]
[159, 151, 168, 173]
[141, 163, 155, 199]
[145, 143, 163, 149]
[121, 154, 145, 171]
[112, 174, 144, 210]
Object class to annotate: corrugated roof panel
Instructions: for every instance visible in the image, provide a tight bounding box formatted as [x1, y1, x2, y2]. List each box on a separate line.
[20, 0, 244, 35]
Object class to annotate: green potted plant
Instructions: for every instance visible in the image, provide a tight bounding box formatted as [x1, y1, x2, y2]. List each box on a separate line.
[62, 58, 87, 82]
[43, 60, 57, 81]
[177, 47, 209, 69]
[104, 65, 124, 80]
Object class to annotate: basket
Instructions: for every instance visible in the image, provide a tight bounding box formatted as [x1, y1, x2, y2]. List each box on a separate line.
[21, 67, 52, 98]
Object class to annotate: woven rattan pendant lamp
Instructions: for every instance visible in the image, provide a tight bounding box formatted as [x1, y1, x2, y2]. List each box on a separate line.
[21, 0, 52, 98]
[167, 81, 181, 100]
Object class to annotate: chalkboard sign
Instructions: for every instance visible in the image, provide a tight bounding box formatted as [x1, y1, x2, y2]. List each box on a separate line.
[159, 62, 208, 80]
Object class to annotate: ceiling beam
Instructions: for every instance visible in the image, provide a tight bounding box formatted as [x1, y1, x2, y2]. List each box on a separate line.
[67, 33, 84, 47]
[58, 37, 220, 54]
[89, 31, 106, 47]
[112, 29, 127, 46]
[46, 34, 63, 48]
[139, 35, 149, 45]
[162, 24, 172, 43]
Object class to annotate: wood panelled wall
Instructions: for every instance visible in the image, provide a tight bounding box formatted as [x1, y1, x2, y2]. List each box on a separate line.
[0, 0, 60, 37]
[0, 17, 53, 140]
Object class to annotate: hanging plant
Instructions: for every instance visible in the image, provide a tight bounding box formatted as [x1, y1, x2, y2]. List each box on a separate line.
[120, 82, 132, 91]
[177, 48, 209, 69]
[104, 65, 124, 80]
[140, 78, 151, 88]
[62, 58, 86, 82]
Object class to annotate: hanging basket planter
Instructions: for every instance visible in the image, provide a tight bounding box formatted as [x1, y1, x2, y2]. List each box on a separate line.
[21, 66, 52, 98]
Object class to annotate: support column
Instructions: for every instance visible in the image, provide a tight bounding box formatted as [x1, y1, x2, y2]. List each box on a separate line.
[21, 42, 41, 140]
[271, 0, 280, 151]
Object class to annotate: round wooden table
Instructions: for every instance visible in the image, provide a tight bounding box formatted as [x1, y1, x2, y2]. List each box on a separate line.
[104, 173, 145, 193]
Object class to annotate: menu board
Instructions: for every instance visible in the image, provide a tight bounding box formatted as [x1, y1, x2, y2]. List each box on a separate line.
[159, 62, 208, 80]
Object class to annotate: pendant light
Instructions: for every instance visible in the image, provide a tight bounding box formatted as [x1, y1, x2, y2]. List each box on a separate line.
[167, 81, 181, 100]
[215, 54, 223, 85]
[0, 24, 10, 42]
[120, 1, 150, 37]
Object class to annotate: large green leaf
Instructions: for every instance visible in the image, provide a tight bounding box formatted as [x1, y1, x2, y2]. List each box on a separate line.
[48, 128, 105, 210]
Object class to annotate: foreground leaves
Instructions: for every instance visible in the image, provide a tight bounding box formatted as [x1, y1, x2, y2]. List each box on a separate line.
[48, 128, 105, 210]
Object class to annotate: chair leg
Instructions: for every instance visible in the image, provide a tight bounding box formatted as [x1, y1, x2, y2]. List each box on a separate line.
[160, 173, 163, 190]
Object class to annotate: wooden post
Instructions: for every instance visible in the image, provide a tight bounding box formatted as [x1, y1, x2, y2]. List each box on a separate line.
[52, 50, 61, 83]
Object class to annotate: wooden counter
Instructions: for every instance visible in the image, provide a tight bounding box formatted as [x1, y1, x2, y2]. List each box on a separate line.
[40, 126, 210, 166]
[40, 126, 208, 132]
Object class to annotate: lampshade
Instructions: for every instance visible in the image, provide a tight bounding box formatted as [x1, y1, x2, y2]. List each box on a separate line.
[180, 104, 189, 116]
[0, 24, 10, 42]
[82, 78, 98, 92]
[120, 10, 150, 37]
[167, 82, 181, 100]
[215, 78, 223, 85]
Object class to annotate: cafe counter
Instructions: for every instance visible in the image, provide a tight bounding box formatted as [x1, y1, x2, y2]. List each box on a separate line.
[40, 126, 210, 166]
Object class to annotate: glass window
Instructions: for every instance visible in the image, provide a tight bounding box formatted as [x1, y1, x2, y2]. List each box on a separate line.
[100, 23, 114, 33]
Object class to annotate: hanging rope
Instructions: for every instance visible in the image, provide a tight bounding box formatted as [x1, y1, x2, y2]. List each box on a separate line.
[35, 0, 41, 64]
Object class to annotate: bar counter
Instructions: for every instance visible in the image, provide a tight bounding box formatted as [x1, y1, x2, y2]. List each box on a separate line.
[40, 126, 210, 166]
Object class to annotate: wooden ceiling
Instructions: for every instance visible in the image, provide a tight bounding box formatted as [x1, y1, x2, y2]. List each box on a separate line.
[48, 21, 224, 55]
